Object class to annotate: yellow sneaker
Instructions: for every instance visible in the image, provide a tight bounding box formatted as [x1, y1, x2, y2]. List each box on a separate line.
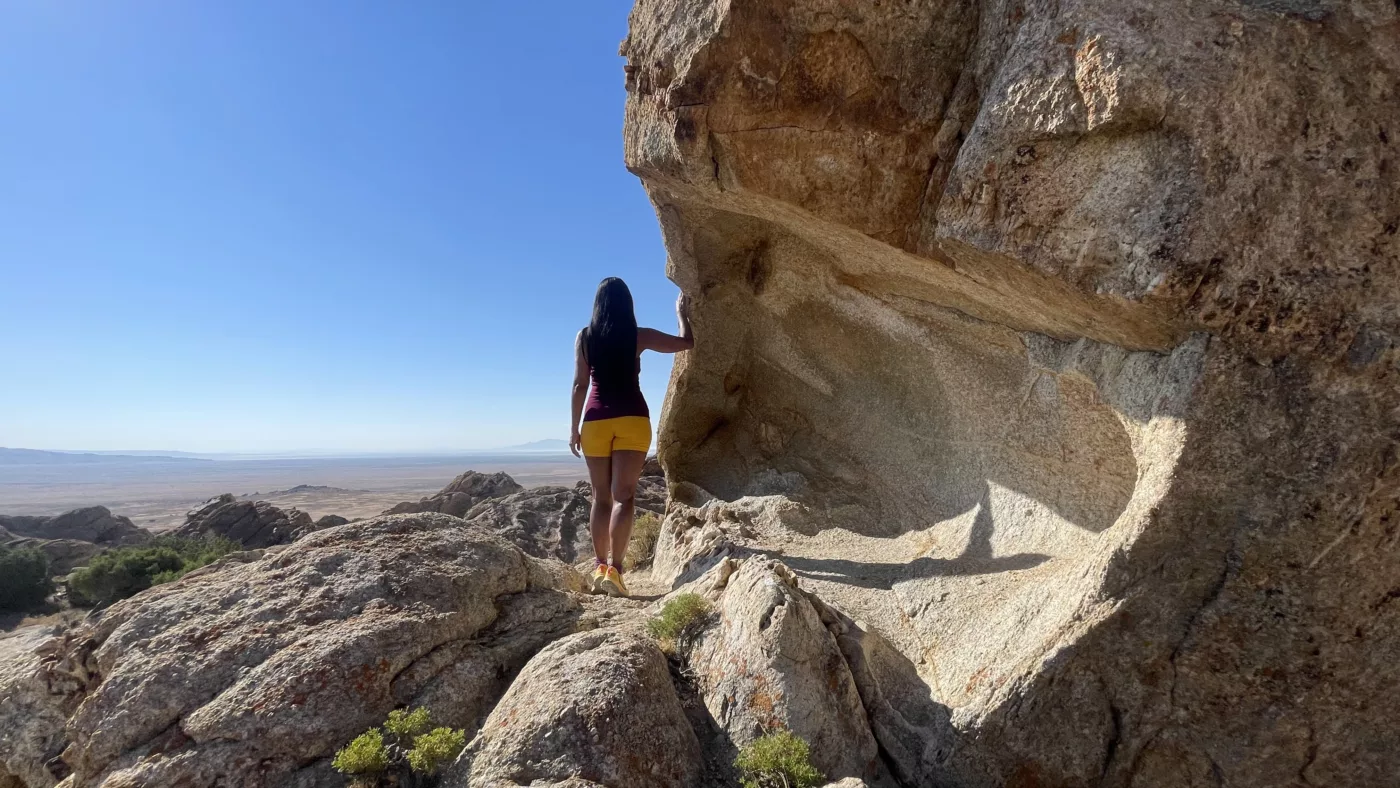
[590, 564, 609, 595]
[603, 565, 629, 598]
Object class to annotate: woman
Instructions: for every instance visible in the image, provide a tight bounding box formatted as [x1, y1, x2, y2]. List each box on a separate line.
[569, 277, 694, 597]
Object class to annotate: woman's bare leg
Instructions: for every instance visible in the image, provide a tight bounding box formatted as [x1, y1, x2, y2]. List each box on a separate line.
[608, 450, 647, 569]
[584, 455, 613, 566]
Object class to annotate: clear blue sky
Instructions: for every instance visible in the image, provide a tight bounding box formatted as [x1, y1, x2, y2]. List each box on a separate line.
[0, 1, 681, 453]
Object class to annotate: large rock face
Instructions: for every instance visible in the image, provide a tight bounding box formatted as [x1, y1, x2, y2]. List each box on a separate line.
[0, 509, 150, 547]
[453, 629, 702, 788]
[683, 559, 883, 784]
[173, 494, 316, 549]
[384, 471, 525, 518]
[462, 483, 596, 563]
[15, 540, 102, 577]
[624, 2, 1399, 786]
[1, 507, 153, 577]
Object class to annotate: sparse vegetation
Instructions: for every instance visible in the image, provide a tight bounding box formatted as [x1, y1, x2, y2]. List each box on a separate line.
[384, 706, 432, 739]
[734, 729, 824, 788]
[67, 535, 240, 607]
[624, 511, 662, 571]
[333, 706, 467, 786]
[646, 592, 713, 653]
[331, 728, 389, 783]
[0, 545, 53, 613]
[406, 727, 467, 776]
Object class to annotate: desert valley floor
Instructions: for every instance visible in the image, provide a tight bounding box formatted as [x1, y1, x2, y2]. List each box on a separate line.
[0, 453, 588, 530]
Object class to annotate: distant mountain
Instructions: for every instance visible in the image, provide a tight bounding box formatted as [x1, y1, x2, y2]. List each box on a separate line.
[241, 485, 364, 498]
[0, 448, 211, 465]
[58, 449, 210, 458]
[494, 439, 572, 453]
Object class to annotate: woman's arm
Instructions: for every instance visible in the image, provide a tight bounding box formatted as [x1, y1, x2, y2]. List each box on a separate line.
[569, 331, 589, 457]
[639, 293, 695, 354]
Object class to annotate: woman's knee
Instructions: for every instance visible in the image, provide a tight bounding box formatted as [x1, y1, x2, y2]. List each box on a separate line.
[592, 489, 614, 510]
[610, 489, 636, 509]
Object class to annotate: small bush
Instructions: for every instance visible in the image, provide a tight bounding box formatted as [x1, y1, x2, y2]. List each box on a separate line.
[331, 728, 388, 777]
[735, 729, 824, 788]
[384, 706, 432, 740]
[407, 726, 467, 776]
[67, 535, 240, 607]
[646, 593, 712, 653]
[624, 511, 662, 571]
[333, 707, 467, 785]
[0, 546, 53, 613]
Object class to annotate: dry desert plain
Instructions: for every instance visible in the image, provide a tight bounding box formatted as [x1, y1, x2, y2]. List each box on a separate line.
[0, 452, 588, 530]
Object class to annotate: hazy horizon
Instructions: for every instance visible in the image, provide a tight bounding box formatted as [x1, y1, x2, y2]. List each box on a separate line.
[1, 439, 574, 460]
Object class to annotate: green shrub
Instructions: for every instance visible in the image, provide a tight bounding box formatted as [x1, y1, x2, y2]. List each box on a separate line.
[67, 535, 240, 607]
[384, 706, 432, 740]
[0, 546, 53, 613]
[624, 511, 662, 571]
[646, 593, 712, 653]
[331, 728, 388, 777]
[407, 726, 467, 776]
[735, 729, 824, 788]
[334, 707, 467, 785]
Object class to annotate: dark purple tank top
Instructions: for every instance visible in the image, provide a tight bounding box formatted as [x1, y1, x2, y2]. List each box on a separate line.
[582, 329, 649, 422]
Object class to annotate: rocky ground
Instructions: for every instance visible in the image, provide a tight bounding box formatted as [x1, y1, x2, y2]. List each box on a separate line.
[2, 466, 663, 630]
[0, 468, 890, 788]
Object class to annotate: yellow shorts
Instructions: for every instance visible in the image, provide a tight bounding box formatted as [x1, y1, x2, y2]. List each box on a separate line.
[580, 416, 652, 458]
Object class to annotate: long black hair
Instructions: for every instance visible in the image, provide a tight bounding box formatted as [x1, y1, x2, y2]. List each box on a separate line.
[584, 277, 638, 387]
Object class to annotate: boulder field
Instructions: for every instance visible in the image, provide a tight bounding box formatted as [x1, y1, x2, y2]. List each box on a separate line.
[1, 506, 891, 788]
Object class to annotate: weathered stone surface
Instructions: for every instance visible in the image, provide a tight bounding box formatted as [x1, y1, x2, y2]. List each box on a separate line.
[0, 624, 98, 788]
[652, 488, 787, 588]
[642, 454, 664, 478]
[486, 780, 607, 788]
[0, 508, 155, 578]
[0, 508, 150, 547]
[173, 494, 317, 549]
[636, 473, 668, 515]
[390, 583, 584, 736]
[22, 540, 102, 577]
[312, 514, 350, 530]
[53, 514, 583, 788]
[624, 1, 1400, 785]
[384, 471, 525, 518]
[0, 628, 70, 788]
[581, 473, 668, 518]
[681, 558, 883, 785]
[454, 629, 702, 788]
[465, 479, 668, 564]
[463, 483, 594, 563]
[807, 596, 954, 787]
